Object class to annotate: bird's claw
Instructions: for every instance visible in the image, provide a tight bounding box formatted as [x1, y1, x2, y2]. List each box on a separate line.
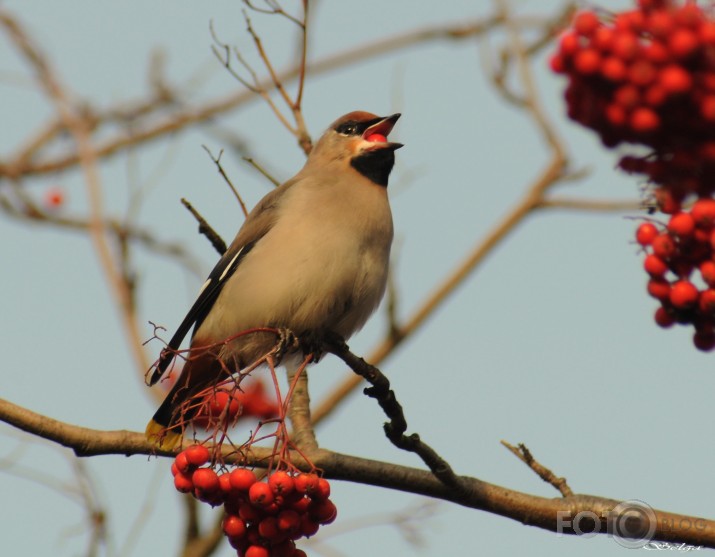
[274, 328, 300, 362]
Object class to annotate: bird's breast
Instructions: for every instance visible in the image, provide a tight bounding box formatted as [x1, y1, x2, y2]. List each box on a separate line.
[197, 184, 392, 346]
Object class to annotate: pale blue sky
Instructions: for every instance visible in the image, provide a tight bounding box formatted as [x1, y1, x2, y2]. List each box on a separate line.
[1, 1, 712, 556]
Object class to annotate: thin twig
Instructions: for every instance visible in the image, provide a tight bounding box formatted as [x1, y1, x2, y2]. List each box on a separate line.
[180, 198, 227, 256]
[1, 14, 512, 179]
[243, 156, 281, 187]
[501, 440, 573, 497]
[202, 146, 249, 217]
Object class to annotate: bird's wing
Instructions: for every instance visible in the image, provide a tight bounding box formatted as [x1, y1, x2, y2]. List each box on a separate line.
[148, 183, 292, 385]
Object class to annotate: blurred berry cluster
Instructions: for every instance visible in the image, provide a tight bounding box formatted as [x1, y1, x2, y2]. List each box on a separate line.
[551, 0, 715, 350]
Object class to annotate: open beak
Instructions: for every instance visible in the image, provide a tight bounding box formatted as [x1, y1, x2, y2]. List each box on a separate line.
[363, 113, 403, 150]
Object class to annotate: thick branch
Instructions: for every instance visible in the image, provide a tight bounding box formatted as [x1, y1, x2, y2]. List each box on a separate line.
[1, 397, 713, 548]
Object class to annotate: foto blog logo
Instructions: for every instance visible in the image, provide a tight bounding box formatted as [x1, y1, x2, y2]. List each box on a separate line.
[556, 499, 657, 548]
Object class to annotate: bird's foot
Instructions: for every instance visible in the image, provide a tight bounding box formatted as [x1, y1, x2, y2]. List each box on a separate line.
[274, 328, 300, 362]
[297, 330, 346, 363]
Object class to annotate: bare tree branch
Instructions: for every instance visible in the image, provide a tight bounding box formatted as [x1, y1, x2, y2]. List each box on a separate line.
[0, 396, 713, 548]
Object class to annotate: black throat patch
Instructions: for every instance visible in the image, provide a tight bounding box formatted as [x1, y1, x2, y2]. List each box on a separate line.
[350, 148, 396, 187]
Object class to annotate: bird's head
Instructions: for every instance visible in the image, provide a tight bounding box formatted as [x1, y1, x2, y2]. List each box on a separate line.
[310, 111, 403, 187]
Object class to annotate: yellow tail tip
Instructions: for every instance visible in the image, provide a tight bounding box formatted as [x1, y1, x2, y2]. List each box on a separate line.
[145, 420, 183, 450]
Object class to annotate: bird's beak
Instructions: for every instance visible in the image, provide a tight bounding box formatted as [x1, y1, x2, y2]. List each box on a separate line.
[362, 113, 403, 150]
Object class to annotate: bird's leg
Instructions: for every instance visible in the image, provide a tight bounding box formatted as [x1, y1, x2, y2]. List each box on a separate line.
[273, 328, 299, 362]
[296, 329, 345, 363]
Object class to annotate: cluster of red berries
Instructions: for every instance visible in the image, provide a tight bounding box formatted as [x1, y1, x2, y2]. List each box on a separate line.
[636, 199, 715, 350]
[552, 0, 715, 350]
[551, 1, 715, 165]
[171, 445, 335, 557]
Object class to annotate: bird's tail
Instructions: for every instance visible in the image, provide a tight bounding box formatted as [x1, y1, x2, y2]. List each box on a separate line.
[145, 392, 185, 449]
[145, 353, 219, 449]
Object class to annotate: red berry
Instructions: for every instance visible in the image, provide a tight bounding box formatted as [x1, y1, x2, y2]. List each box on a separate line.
[174, 472, 194, 493]
[670, 280, 699, 308]
[366, 133, 387, 143]
[674, 3, 704, 28]
[238, 501, 264, 522]
[667, 212, 695, 237]
[636, 223, 659, 245]
[549, 54, 565, 73]
[643, 41, 669, 64]
[268, 471, 295, 496]
[209, 390, 240, 420]
[614, 85, 640, 109]
[669, 29, 699, 59]
[310, 499, 338, 525]
[629, 60, 657, 87]
[644, 85, 667, 107]
[701, 21, 715, 45]
[300, 514, 320, 537]
[219, 472, 232, 494]
[574, 49, 601, 74]
[659, 65, 692, 94]
[230, 468, 258, 491]
[605, 103, 627, 126]
[644, 254, 669, 277]
[294, 473, 319, 495]
[44, 186, 65, 209]
[652, 234, 676, 259]
[192, 468, 220, 493]
[700, 289, 715, 313]
[277, 510, 301, 533]
[630, 107, 660, 132]
[701, 96, 715, 121]
[184, 444, 210, 467]
[694, 329, 715, 351]
[654, 307, 675, 328]
[700, 142, 715, 162]
[171, 462, 179, 477]
[574, 11, 600, 36]
[601, 57, 627, 82]
[257, 516, 281, 540]
[223, 514, 247, 538]
[593, 26, 614, 50]
[648, 11, 674, 39]
[612, 33, 639, 61]
[175, 452, 192, 475]
[647, 279, 671, 301]
[313, 478, 331, 501]
[701, 261, 715, 286]
[245, 546, 270, 557]
[271, 540, 297, 557]
[654, 188, 681, 214]
[559, 32, 580, 56]
[692, 199, 715, 228]
[249, 481, 274, 507]
[290, 496, 311, 514]
[616, 10, 644, 33]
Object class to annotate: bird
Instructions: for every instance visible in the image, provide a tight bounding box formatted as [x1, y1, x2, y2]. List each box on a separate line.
[145, 111, 402, 448]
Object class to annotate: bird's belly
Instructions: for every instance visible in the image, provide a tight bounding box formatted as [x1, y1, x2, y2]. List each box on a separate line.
[196, 224, 388, 357]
